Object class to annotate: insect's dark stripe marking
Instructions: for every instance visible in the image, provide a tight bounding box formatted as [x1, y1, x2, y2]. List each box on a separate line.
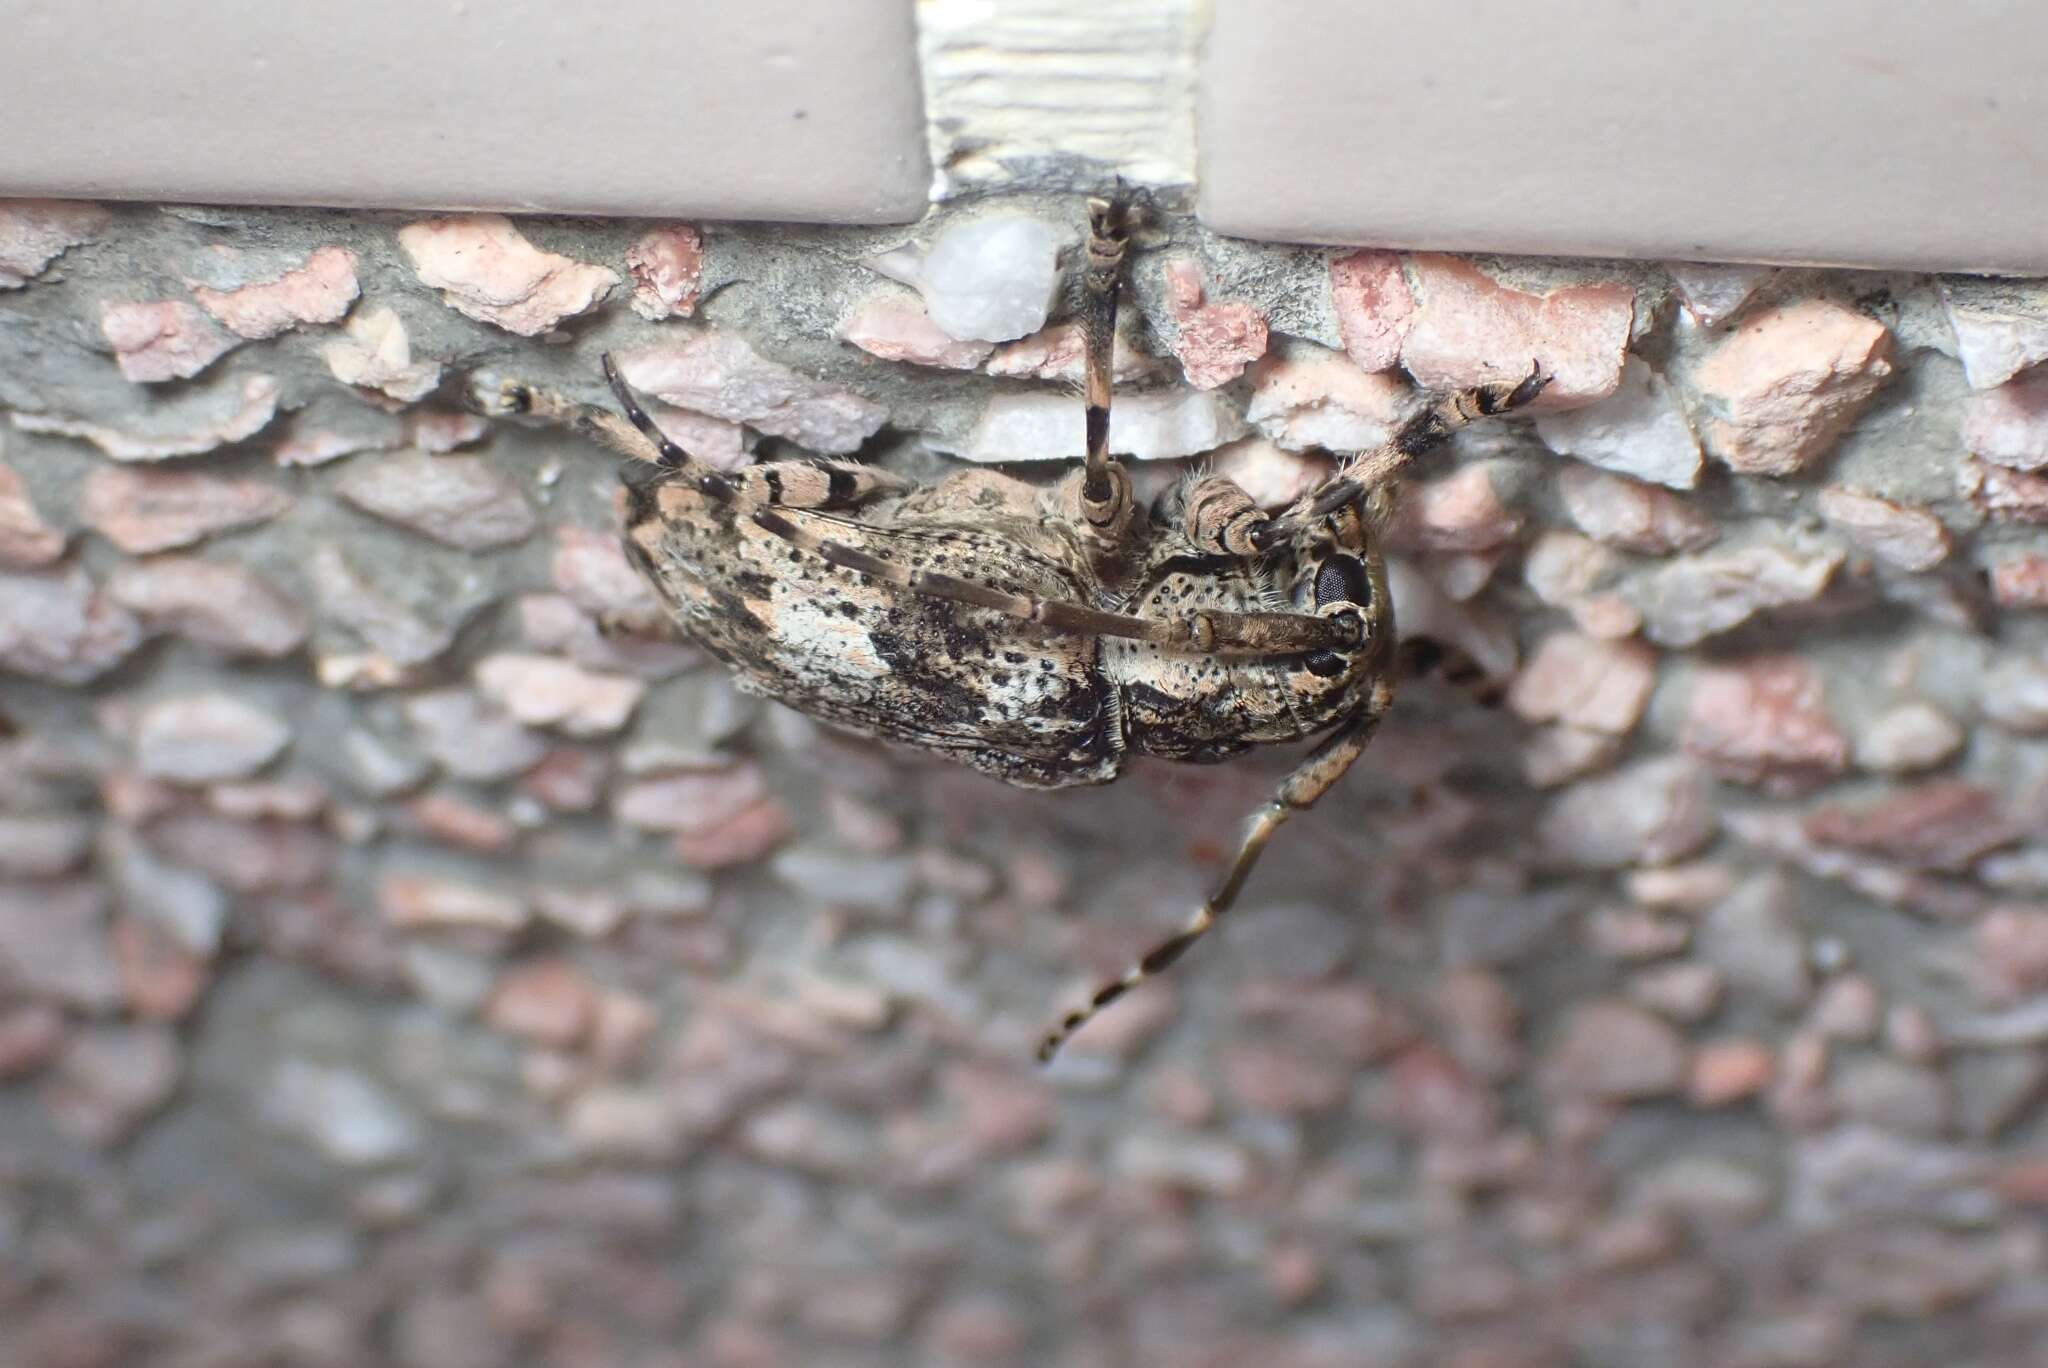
[1084, 407, 1110, 463]
[818, 539, 896, 580]
[619, 467, 661, 529]
[762, 468, 785, 503]
[1139, 931, 1198, 975]
[1394, 409, 1451, 458]
[1147, 553, 1240, 581]
[825, 465, 857, 505]
[1308, 479, 1362, 517]
[602, 355, 692, 473]
[1222, 507, 1263, 548]
[750, 507, 807, 544]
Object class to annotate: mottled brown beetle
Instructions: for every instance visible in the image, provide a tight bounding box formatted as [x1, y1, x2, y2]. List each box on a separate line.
[473, 198, 1546, 1061]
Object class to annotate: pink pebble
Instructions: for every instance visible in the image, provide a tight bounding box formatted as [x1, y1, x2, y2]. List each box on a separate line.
[1815, 486, 1951, 572]
[1329, 248, 1415, 373]
[79, 466, 291, 554]
[1557, 465, 1717, 555]
[1960, 455, 2048, 523]
[1400, 255, 1634, 412]
[618, 333, 886, 455]
[1683, 656, 1849, 791]
[1694, 299, 1894, 476]
[1508, 632, 1658, 736]
[1385, 463, 1519, 554]
[1990, 553, 2048, 607]
[190, 245, 359, 339]
[1963, 367, 2048, 470]
[398, 213, 618, 337]
[1162, 258, 1268, 390]
[625, 225, 704, 321]
[1243, 348, 1409, 452]
[321, 306, 440, 404]
[837, 292, 994, 370]
[0, 458, 65, 566]
[1663, 262, 1773, 329]
[0, 199, 109, 287]
[13, 374, 281, 460]
[1939, 277, 2048, 390]
[984, 322, 1157, 384]
[99, 300, 239, 383]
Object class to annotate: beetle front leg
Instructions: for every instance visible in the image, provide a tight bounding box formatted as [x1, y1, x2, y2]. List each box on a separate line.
[1069, 194, 1141, 559]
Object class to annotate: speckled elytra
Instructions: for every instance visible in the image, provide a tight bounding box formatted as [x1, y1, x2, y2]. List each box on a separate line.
[472, 197, 1546, 1061]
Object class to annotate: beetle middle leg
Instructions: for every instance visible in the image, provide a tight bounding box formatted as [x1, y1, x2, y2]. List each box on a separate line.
[1036, 694, 1390, 1062]
[1174, 472, 1269, 555]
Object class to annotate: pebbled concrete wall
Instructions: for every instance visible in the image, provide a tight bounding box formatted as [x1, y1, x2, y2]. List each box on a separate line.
[3, 195, 2048, 1367]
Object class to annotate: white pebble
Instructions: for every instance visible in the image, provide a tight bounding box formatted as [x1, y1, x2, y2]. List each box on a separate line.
[869, 214, 1060, 343]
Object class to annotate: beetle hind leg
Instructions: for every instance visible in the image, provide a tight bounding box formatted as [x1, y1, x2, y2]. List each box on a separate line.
[1397, 636, 1508, 708]
[1036, 702, 1386, 1063]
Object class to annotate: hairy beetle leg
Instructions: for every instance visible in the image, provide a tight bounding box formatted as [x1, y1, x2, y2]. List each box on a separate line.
[1252, 365, 1553, 552]
[1076, 193, 1139, 557]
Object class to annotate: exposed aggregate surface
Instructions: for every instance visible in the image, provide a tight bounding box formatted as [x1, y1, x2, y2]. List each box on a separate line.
[2, 195, 2048, 1366]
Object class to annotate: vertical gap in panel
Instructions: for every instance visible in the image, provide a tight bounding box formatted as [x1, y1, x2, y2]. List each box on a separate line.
[915, 0, 1206, 200]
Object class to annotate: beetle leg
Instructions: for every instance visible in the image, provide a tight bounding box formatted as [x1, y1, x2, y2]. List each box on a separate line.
[604, 356, 910, 510]
[1396, 637, 1507, 708]
[1176, 473, 1269, 556]
[478, 360, 912, 514]
[1071, 193, 1139, 556]
[1036, 696, 1390, 1063]
[1250, 364, 1550, 552]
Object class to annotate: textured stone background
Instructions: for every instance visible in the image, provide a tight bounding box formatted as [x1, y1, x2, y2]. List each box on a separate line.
[3, 195, 2048, 1367]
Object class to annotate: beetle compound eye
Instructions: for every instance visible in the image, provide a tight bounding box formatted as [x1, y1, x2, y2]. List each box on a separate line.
[1313, 554, 1371, 609]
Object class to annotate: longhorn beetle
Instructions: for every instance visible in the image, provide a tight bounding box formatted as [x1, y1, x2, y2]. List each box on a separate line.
[472, 197, 1547, 1061]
